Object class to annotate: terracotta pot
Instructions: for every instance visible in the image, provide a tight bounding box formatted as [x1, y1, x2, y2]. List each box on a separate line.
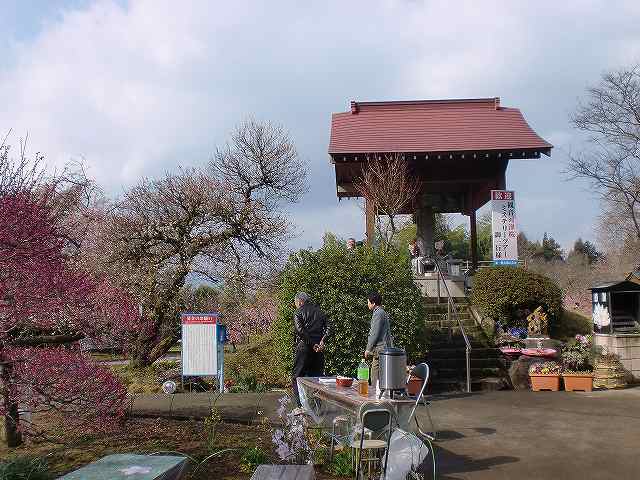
[563, 373, 593, 392]
[407, 376, 424, 396]
[529, 374, 561, 391]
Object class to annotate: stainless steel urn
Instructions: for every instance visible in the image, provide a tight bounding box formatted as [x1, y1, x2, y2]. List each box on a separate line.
[378, 347, 407, 394]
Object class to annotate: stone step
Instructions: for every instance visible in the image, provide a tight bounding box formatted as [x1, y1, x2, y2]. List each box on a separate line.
[427, 357, 505, 369]
[424, 320, 478, 329]
[423, 306, 470, 315]
[429, 376, 510, 393]
[428, 333, 488, 346]
[427, 347, 503, 359]
[424, 314, 472, 322]
[432, 366, 503, 379]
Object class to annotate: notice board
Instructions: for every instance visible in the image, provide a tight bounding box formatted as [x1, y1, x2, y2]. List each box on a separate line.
[181, 313, 218, 377]
[490, 190, 518, 265]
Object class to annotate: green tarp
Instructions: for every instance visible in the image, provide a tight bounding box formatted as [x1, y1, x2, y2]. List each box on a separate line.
[58, 454, 187, 480]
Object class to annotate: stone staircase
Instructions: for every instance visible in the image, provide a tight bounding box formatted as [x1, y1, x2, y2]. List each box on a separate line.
[423, 300, 510, 392]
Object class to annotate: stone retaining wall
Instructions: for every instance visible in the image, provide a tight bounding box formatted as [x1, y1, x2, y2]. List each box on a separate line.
[594, 333, 640, 381]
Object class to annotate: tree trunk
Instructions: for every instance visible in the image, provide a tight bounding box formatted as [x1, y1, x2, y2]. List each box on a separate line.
[0, 361, 22, 447]
[129, 335, 177, 369]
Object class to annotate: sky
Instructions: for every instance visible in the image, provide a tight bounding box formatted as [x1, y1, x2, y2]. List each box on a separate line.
[2, 0, 640, 254]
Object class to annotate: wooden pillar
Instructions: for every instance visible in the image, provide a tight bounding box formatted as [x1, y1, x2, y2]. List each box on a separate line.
[470, 209, 478, 271]
[365, 198, 375, 245]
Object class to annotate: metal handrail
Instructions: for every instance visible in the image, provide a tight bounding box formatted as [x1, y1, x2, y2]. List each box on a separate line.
[432, 259, 472, 393]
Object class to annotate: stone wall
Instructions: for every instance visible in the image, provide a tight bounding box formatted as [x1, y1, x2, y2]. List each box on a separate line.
[413, 274, 465, 298]
[594, 333, 640, 381]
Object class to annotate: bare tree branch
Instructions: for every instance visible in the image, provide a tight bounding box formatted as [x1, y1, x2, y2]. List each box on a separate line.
[354, 153, 420, 246]
[567, 65, 640, 245]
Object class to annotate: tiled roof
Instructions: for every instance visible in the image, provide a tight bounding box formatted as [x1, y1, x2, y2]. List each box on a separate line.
[328, 98, 552, 155]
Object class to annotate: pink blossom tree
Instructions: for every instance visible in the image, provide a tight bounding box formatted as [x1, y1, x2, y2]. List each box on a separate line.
[0, 139, 136, 446]
[226, 292, 277, 345]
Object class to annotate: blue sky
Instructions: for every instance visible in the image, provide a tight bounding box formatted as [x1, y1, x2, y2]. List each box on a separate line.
[2, 1, 640, 254]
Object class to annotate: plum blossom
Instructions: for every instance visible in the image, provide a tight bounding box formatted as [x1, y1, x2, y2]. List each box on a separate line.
[270, 395, 311, 464]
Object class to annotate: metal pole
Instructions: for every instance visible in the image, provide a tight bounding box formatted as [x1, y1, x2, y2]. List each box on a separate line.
[466, 346, 471, 393]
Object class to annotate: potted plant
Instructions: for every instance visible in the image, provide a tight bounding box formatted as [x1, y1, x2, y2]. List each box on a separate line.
[528, 361, 561, 391]
[561, 334, 594, 392]
[406, 365, 425, 396]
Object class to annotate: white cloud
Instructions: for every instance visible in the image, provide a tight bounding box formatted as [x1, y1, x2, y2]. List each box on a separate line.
[1, 0, 640, 248]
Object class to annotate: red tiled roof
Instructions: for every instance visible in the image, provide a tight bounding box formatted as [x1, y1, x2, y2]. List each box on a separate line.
[328, 98, 552, 155]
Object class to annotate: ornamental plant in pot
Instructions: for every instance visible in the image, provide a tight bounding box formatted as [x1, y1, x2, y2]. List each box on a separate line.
[528, 361, 561, 391]
[561, 334, 594, 392]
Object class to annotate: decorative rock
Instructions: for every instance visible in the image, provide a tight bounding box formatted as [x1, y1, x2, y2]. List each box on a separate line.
[508, 355, 546, 390]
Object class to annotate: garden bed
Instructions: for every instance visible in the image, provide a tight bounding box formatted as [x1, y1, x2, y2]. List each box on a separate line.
[0, 414, 347, 479]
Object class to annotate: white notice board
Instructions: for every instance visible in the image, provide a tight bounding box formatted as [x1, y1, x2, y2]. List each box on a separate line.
[181, 313, 218, 377]
[491, 190, 518, 265]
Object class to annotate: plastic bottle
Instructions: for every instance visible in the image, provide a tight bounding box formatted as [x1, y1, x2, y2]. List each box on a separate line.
[357, 358, 369, 396]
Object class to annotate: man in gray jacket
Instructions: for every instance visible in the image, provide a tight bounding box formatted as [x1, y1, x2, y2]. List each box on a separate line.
[364, 291, 393, 388]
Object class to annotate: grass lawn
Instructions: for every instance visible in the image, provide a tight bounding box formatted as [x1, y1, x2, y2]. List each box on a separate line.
[0, 414, 349, 479]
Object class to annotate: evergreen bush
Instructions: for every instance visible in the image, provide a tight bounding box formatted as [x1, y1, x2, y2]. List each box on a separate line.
[0, 456, 51, 480]
[273, 235, 426, 377]
[471, 266, 562, 330]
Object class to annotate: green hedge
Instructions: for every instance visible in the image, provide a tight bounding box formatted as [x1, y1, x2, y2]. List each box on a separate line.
[224, 333, 289, 387]
[273, 235, 426, 378]
[552, 309, 592, 341]
[471, 266, 563, 330]
[0, 456, 51, 480]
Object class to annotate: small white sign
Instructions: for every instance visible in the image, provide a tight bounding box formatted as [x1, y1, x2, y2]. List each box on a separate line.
[181, 313, 218, 377]
[491, 190, 518, 265]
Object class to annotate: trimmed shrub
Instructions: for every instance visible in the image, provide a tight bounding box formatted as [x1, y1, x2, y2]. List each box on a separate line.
[471, 266, 562, 330]
[552, 309, 592, 341]
[224, 333, 289, 387]
[273, 235, 426, 378]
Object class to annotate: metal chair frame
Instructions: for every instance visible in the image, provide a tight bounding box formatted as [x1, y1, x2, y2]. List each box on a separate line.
[407, 362, 436, 441]
[328, 414, 353, 463]
[406, 363, 437, 479]
[353, 403, 393, 480]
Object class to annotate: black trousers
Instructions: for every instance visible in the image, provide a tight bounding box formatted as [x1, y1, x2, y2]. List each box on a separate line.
[292, 343, 325, 407]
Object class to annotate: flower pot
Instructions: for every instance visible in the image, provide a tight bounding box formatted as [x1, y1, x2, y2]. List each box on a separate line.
[529, 374, 561, 391]
[407, 376, 423, 396]
[562, 373, 593, 392]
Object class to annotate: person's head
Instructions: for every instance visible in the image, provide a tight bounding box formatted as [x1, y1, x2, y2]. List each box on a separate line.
[367, 291, 382, 310]
[346, 237, 356, 249]
[409, 238, 417, 246]
[294, 292, 310, 309]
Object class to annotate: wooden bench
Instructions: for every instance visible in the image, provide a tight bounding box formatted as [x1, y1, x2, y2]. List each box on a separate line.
[250, 464, 315, 480]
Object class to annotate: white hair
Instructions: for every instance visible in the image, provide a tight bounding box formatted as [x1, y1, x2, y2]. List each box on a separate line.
[295, 292, 310, 303]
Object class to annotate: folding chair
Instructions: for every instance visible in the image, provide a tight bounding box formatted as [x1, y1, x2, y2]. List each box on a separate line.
[406, 363, 438, 479]
[351, 402, 393, 480]
[407, 363, 436, 441]
[328, 414, 353, 463]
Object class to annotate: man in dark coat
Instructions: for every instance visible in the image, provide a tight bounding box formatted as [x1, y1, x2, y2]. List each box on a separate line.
[291, 292, 330, 413]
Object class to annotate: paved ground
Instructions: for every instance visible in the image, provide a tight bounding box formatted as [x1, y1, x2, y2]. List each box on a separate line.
[424, 388, 640, 479]
[130, 387, 640, 479]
